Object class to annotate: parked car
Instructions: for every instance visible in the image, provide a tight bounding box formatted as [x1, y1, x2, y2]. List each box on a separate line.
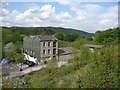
[23, 60, 28, 64]
[28, 61, 35, 67]
[23, 60, 35, 67]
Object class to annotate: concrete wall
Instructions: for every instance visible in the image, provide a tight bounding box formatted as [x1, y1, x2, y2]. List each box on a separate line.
[40, 40, 58, 60]
[34, 37, 41, 62]
[23, 36, 29, 54]
[23, 36, 58, 63]
[23, 36, 41, 62]
[40, 41, 53, 59]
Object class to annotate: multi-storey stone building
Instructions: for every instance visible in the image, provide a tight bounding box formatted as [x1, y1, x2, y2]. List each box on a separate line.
[23, 35, 58, 63]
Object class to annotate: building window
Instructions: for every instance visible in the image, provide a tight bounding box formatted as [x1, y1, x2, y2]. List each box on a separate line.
[53, 42, 56, 47]
[53, 49, 56, 54]
[48, 49, 50, 54]
[43, 42, 45, 47]
[43, 50, 46, 55]
[48, 42, 50, 47]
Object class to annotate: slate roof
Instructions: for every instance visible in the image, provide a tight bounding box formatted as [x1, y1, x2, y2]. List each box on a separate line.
[28, 35, 58, 41]
[38, 35, 58, 41]
[83, 44, 102, 48]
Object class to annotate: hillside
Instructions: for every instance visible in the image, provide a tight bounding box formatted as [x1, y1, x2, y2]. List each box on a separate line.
[44, 27, 94, 36]
[2, 26, 93, 36]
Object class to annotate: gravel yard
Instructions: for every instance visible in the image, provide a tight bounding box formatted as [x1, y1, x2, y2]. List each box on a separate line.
[57, 47, 80, 67]
[58, 47, 80, 61]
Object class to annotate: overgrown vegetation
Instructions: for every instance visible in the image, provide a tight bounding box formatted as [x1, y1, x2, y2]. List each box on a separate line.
[94, 27, 119, 44]
[79, 45, 118, 88]
[3, 45, 118, 88]
[2, 27, 119, 88]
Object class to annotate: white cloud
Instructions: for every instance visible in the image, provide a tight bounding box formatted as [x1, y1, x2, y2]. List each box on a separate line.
[75, 10, 87, 21]
[99, 6, 118, 19]
[16, 9, 34, 20]
[40, 4, 55, 19]
[1, 1, 118, 33]
[25, 17, 41, 23]
[57, 0, 71, 5]
[61, 2, 118, 32]
[25, 17, 43, 27]
[0, 1, 9, 16]
[81, 4, 103, 13]
[0, 16, 2, 19]
[1, 8, 9, 15]
[98, 5, 118, 30]
[99, 19, 110, 25]
[41, 4, 55, 12]
[72, 3, 104, 20]
[56, 12, 71, 22]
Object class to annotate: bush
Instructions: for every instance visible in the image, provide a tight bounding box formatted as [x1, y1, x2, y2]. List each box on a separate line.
[16, 54, 24, 63]
[79, 45, 119, 88]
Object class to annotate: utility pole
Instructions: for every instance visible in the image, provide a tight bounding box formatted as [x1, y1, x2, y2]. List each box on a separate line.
[20, 62, 23, 71]
[57, 50, 60, 62]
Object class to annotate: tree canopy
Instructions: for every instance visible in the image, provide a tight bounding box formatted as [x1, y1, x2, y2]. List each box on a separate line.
[94, 27, 119, 44]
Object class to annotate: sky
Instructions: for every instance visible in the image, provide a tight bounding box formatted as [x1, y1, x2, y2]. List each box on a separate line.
[0, 0, 119, 33]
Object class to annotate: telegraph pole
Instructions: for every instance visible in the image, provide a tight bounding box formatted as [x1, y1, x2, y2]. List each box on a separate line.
[57, 50, 59, 62]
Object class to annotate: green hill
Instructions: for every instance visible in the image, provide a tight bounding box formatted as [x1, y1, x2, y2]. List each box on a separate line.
[5, 26, 93, 36]
[44, 26, 94, 36]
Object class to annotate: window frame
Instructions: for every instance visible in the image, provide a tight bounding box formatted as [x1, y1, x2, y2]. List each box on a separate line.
[53, 41, 56, 47]
[43, 50, 46, 55]
[48, 49, 50, 54]
[48, 42, 51, 47]
[43, 42, 45, 47]
[53, 49, 56, 54]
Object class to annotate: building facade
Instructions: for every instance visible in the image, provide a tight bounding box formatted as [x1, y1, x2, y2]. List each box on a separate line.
[23, 35, 58, 63]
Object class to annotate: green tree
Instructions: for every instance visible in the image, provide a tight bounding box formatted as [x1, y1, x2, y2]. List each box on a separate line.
[16, 54, 24, 63]
[55, 32, 64, 40]
[94, 27, 119, 44]
[2, 29, 13, 45]
[6, 50, 15, 60]
[64, 33, 79, 42]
